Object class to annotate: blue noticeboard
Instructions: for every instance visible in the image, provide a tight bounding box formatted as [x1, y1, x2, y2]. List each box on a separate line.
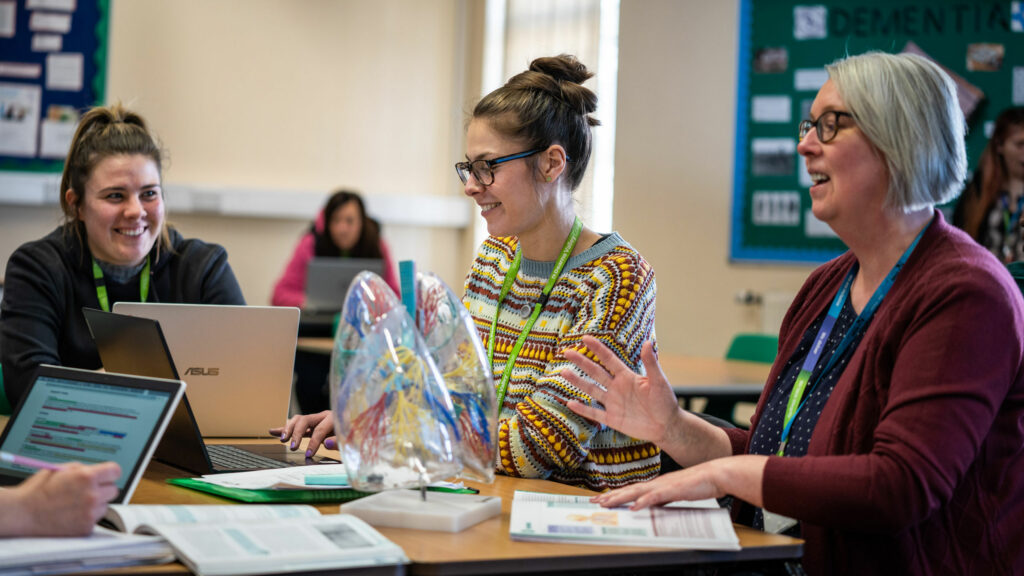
[0, 0, 108, 173]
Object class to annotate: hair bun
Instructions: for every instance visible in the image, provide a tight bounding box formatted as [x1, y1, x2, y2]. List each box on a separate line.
[529, 54, 592, 85]
[472, 54, 598, 191]
[522, 54, 598, 122]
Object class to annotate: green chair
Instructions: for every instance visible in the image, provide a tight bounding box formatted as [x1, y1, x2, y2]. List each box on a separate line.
[701, 333, 778, 428]
[725, 333, 779, 364]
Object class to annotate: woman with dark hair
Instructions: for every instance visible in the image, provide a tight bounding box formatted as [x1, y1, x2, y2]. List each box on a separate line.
[0, 104, 244, 407]
[271, 189, 398, 306]
[953, 106, 1024, 262]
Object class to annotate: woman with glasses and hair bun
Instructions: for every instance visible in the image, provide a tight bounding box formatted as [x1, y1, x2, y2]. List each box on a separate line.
[274, 54, 661, 492]
[0, 104, 244, 407]
[455, 53, 659, 491]
[563, 52, 1024, 575]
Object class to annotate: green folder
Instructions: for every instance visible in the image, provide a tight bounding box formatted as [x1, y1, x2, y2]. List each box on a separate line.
[168, 477, 373, 504]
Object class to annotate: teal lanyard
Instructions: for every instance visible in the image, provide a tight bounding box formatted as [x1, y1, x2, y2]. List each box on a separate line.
[776, 216, 932, 456]
[487, 217, 583, 410]
[91, 257, 151, 312]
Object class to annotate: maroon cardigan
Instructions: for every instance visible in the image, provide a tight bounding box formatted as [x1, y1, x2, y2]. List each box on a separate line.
[726, 213, 1024, 575]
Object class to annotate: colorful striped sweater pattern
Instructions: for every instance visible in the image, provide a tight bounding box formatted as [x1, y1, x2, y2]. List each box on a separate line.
[462, 232, 661, 491]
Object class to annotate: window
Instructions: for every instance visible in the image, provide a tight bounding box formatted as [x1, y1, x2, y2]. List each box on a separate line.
[478, 0, 619, 245]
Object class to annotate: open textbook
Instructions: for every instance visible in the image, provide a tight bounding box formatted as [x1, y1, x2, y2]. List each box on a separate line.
[101, 504, 408, 576]
[509, 491, 740, 551]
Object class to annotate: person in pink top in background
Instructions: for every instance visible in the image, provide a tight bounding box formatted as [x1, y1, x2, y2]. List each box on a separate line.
[271, 189, 399, 307]
[273, 189, 398, 414]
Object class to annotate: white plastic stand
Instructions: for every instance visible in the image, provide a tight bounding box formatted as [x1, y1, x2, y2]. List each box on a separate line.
[340, 490, 502, 533]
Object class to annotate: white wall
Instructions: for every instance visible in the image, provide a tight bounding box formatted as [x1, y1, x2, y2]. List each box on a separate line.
[0, 0, 475, 305]
[614, 0, 812, 356]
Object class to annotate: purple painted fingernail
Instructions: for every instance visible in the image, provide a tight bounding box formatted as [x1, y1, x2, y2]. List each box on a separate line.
[324, 438, 336, 449]
[280, 433, 287, 440]
[290, 440, 297, 450]
[305, 449, 313, 458]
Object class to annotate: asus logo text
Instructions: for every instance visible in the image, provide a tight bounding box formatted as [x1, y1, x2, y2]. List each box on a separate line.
[184, 367, 219, 376]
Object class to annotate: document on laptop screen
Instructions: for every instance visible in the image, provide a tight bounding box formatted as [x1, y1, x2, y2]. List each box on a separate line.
[0, 375, 175, 490]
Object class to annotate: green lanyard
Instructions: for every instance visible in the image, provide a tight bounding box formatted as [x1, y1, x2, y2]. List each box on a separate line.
[487, 217, 583, 410]
[91, 257, 151, 312]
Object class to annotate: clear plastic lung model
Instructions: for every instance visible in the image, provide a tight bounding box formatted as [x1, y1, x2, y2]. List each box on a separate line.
[415, 272, 497, 483]
[329, 271, 496, 491]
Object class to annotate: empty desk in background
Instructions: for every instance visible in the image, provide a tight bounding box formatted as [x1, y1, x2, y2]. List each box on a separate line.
[659, 355, 771, 411]
[297, 338, 772, 411]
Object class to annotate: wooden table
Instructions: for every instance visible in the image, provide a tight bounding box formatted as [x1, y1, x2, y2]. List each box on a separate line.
[128, 445, 802, 575]
[0, 416, 802, 575]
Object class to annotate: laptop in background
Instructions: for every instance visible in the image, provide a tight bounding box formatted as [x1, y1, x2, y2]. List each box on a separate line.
[304, 257, 384, 313]
[111, 303, 298, 438]
[0, 365, 184, 503]
[83, 308, 337, 474]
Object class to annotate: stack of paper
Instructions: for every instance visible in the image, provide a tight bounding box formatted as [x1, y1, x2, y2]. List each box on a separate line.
[167, 464, 371, 503]
[169, 465, 476, 504]
[0, 526, 174, 576]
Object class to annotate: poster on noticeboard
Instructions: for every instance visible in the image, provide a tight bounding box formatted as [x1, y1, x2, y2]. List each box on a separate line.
[0, 0, 107, 174]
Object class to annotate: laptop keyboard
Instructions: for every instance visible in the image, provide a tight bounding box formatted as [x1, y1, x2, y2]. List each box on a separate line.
[207, 445, 290, 471]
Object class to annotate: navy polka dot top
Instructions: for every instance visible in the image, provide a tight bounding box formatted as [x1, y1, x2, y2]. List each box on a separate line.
[750, 294, 861, 458]
[747, 294, 863, 532]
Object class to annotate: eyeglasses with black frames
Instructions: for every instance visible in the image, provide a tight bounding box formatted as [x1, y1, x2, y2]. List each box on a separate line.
[454, 149, 542, 186]
[798, 111, 854, 143]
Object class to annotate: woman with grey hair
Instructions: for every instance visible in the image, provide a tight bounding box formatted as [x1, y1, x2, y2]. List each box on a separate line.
[562, 52, 1024, 575]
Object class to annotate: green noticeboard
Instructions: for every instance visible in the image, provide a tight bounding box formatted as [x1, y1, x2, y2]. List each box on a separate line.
[731, 0, 1024, 263]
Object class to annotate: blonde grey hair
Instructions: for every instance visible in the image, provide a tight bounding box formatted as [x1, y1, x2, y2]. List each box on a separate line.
[826, 52, 966, 212]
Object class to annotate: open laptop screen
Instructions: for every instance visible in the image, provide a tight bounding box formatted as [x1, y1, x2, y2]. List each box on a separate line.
[0, 365, 184, 503]
[305, 257, 384, 313]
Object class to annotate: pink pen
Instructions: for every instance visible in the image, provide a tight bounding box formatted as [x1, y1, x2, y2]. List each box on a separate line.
[0, 451, 63, 471]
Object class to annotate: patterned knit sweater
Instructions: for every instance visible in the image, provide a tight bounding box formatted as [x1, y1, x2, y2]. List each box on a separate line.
[462, 232, 660, 491]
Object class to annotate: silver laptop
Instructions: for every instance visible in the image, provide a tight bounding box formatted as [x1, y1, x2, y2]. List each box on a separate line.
[83, 308, 337, 473]
[0, 365, 184, 503]
[112, 303, 298, 438]
[305, 258, 385, 313]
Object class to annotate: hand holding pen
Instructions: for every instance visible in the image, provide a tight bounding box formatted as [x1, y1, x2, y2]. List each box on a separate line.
[0, 451, 65, 471]
[0, 452, 121, 538]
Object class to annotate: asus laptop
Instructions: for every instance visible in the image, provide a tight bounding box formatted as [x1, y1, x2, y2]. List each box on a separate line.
[110, 303, 298, 438]
[0, 365, 184, 502]
[84, 307, 336, 474]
